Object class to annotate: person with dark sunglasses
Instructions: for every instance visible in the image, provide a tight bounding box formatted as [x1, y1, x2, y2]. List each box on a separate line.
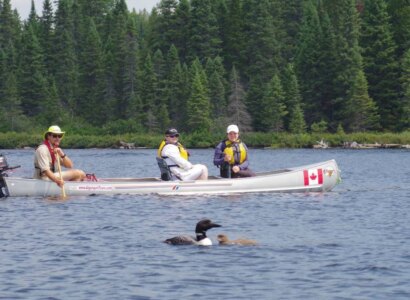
[157, 128, 208, 181]
[33, 125, 86, 186]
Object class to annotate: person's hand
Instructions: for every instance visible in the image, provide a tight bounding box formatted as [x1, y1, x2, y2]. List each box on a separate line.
[55, 177, 65, 188]
[232, 166, 240, 173]
[224, 154, 231, 162]
[54, 148, 65, 158]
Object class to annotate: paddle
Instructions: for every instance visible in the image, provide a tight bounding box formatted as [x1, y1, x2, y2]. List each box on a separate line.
[56, 154, 66, 198]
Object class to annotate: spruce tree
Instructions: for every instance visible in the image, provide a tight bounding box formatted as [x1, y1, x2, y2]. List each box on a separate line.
[221, 0, 244, 69]
[282, 63, 304, 131]
[53, 0, 79, 118]
[37, 79, 63, 125]
[165, 45, 181, 122]
[186, 68, 211, 133]
[296, 0, 323, 125]
[173, 0, 191, 62]
[39, 0, 54, 76]
[153, 49, 166, 107]
[26, 0, 40, 36]
[151, 0, 178, 55]
[205, 56, 227, 117]
[259, 74, 287, 132]
[317, 3, 339, 125]
[323, 0, 364, 130]
[289, 104, 307, 134]
[0, 68, 24, 131]
[400, 48, 410, 130]
[242, 0, 280, 131]
[361, 0, 400, 131]
[19, 25, 49, 119]
[0, 0, 21, 47]
[140, 53, 158, 119]
[226, 66, 252, 132]
[188, 0, 222, 62]
[387, 0, 410, 57]
[279, 0, 303, 61]
[78, 18, 105, 124]
[346, 69, 380, 131]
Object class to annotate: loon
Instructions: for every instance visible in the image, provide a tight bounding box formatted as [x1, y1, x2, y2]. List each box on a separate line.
[164, 219, 221, 246]
[217, 234, 258, 246]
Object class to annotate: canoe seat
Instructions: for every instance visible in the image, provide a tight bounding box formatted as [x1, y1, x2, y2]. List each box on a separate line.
[156, 157, 178, 181]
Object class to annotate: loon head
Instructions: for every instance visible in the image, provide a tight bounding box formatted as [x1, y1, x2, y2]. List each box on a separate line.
[195, 219, 221, 241]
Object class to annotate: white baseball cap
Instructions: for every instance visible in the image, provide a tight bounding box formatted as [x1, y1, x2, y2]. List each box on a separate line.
[226, 124, 239, 133]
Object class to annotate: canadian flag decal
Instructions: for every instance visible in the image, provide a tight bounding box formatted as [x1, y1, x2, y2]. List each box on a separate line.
[303, 168, 323, 186]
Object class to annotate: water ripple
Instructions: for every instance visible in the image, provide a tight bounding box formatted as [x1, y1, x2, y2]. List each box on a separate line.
[1, 149, 410, 299]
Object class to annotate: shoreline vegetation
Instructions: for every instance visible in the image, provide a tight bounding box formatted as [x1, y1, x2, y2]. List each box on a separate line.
[1, 131, 409, 150]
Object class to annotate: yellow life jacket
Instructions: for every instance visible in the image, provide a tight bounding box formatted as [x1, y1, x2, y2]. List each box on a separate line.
[157, 140, 189, 160]
[223, 139, 247, 165]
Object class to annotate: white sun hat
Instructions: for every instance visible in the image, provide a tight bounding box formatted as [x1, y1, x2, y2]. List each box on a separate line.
[226, 124, 239, 133]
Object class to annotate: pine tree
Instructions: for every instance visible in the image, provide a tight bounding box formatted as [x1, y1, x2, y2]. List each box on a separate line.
[260, 74, 287, 132]
[387, 0, 410, 57]
[19, 24, 49, 119]
[205, 56, 227, 117]
[282, 63, 304, 131]
[0, 69, 24, 131]
[400, 48, 410, 130]
[188, 0, 222, 62]
[279, 0, 303, 61]
[186, 69, 211, 132]
[226, 66, 252, 132]
[173, 0, 191, 62]
[37, 79, 63, 125]
[242, 0, 280, 131]
[151, 0, 178, 55]
[289, 104, 307, 134]
[157, 103, 171, 132]
[153, 49, 166, 107]
[122, 17, 140, 121]
[39, 0, 54, 76]
[0, 0, 21, 47]
[0, 29, 22, 130]
[77, 18, 105, 124]
[167, 51, 190, 128]
[26, 0, 40, 36]
[295, 0, 323, 124]
[323, 0, 364, 130]
[242, 0, 279, 81]
[346, 69, 380, 131]
[53, 0, 79, 117]
[221, 0, 244, 69]
[361, 0, 400, 131]
[140, 53, 158, 116]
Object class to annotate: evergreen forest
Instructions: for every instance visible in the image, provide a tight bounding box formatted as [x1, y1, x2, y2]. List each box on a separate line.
[0, 0, 409, 136]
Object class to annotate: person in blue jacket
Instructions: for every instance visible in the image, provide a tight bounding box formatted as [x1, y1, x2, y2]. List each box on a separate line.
[213, 125, 256, 178]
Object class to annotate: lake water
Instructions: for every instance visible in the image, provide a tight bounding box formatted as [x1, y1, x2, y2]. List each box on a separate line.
[0, 148, 409, 300]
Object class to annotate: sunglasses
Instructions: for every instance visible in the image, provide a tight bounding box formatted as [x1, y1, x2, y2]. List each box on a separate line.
[167, 134, 179, 138]
[52, 134, 63, 138]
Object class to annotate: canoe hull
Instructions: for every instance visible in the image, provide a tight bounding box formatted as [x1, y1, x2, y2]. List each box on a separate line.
[3, 160, 340, 197]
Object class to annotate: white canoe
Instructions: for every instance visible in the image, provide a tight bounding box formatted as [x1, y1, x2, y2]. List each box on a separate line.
[1, 160, 341, 197]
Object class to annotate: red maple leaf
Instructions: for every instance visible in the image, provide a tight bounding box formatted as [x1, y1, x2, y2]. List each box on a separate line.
[310, 172, 317, 180]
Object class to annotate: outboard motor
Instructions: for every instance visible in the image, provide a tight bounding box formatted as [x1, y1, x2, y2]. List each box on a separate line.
[0, 154, 20, 198]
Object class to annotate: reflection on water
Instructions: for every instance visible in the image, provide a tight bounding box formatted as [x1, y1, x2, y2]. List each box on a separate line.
[1, 149, 409, 299]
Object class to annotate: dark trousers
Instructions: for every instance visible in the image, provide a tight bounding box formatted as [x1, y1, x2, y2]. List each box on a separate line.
[220, 163, 256, 178]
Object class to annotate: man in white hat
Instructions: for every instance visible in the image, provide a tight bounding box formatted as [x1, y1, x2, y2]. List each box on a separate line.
[34, 125, 86, 187]
[213, 124, 255, 178]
